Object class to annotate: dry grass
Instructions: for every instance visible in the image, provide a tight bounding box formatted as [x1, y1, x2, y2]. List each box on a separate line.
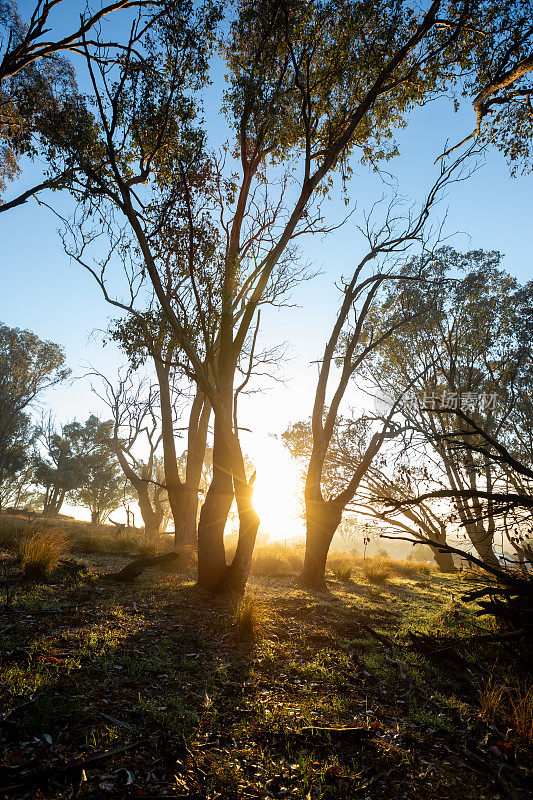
[509, 684, 533, 744]
[331, 564, 352, 583]
[478, 678, 506, 725]
[231, 593, 274, 640]
[252, 545, 303, 576]
[478, 678, 533, 744]
[362, 558, 393, 585]
[16, 527, 70, 580]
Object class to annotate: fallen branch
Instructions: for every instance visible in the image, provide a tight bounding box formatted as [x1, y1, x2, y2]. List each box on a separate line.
[1, 737, 155, 792]
[105, 552, 180, 582]
[299, 725, 372, 741]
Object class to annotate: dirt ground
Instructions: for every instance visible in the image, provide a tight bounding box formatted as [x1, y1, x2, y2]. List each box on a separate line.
[1, 550, 532, 799]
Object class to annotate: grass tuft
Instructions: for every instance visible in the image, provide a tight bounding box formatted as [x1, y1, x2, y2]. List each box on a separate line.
[509, 683, 533, 744]
[362, 558, 392, 585]
[17, 527, 69, 581]
[332, 565, 352, 583]
[478, 677, 506, 724]
[231, 593, 273, 640]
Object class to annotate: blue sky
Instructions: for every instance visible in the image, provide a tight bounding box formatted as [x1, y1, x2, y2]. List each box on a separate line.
[1, 1, 532, 447]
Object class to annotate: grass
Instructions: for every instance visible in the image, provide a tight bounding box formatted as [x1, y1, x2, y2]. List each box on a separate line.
[0, 528, 532, 800]
[1, 535, 531, 799]
[331, 564, 352, 583]
[361, 558, 392, 585]
[479, 678, 533, 745]
[16, 527, 70, 580]
[231, 593, 274, 640]
[509, 683, 533, 744]
[0, 512, 169, 559]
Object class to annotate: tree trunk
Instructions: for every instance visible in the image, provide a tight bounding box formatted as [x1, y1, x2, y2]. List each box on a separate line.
[197, 411, 234, 591]
[176, 391, 211, 549]
[430, 544, 457, 572]
[112, 446, 160, 536]
[155, 356, 185, 542]
[91, 510, 100, 525]
[136, 481, 159, 536]
[43, 486, 65, 517]
[216, 463, 259, 595]
[422, 522, 457, 573]
[174, 486, 199, 548]
[301, 499, 343, 588]
[469, 531, 500, 569]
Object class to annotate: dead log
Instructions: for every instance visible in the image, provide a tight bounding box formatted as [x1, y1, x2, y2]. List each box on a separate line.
[106, 551, 180, 582]
[299, 726, 372, 742]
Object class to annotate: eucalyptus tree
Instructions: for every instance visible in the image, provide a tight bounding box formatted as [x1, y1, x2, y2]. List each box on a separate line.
[105, 313, 212, 548]
[280, 154, 472, 587]
[0, 0, 164, 211]
[440, 0, 533, 171]
[0, 323, 68, 487]
[358, 248, 533, 567]
[91, 368, 169, 536]
[33, 0, 532, 594]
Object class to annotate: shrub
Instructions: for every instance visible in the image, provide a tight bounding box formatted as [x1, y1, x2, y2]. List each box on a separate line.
[17, 527, 69, 581]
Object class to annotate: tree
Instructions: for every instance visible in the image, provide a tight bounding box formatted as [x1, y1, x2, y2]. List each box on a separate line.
[106, 314, 212, 548]
[0, 323, 69, 489]
[36, 0, 532, 595]
[91, 368, 169, 536]
[281, 157, 470, 587]
[69, 417, 131, 524]
[0, 0, 162, 211]
[283, 416, 457, 573]
[0, 409, 36, 511]
[359, 248, 533, 567]
[33, 413, 104, 516]
[439, 0, 533, 172]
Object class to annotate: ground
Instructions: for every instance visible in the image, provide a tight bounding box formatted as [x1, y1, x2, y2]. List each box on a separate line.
[0, 550, 532, 800]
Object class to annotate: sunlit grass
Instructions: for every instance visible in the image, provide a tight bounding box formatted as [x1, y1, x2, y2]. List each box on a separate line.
[16, 527, 69, 580]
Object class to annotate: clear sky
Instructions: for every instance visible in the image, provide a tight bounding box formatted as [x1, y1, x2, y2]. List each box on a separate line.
[1, 2, 532, 525]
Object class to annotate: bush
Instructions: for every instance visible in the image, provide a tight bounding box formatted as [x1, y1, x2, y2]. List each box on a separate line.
[17, 527, 69, 581]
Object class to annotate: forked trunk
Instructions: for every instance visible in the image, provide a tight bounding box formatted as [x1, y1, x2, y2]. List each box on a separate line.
[301, 499, 343, 588]
[197, 475, 233, 590]
[217, 475, 260, 596]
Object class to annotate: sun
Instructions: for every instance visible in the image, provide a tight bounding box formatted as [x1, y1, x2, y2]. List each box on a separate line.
[251, 437, 304, 542]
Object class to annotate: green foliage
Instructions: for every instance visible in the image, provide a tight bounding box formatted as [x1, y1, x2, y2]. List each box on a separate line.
[0, 323, 69, 498]
[0, 1, 77, 197]
[34, 414, 113, 515]
[70, 440, 132, 525]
